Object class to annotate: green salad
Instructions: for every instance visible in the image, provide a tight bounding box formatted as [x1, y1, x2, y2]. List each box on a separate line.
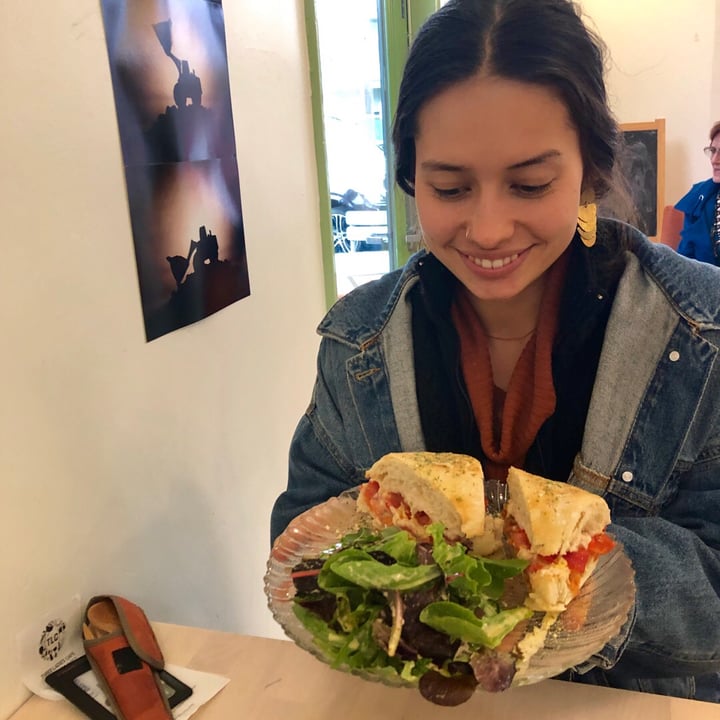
[290, 522, 532, 706]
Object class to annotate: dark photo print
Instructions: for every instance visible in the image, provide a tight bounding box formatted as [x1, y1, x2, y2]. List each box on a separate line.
[100, 0, 237, 166]
[100, 0, 250, 340]
[125, 157, 250, 341]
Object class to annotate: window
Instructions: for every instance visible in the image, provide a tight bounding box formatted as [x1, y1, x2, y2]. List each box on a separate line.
[306, 0, 439, 303]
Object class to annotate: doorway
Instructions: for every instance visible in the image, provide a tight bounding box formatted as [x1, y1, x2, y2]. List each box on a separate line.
[308, 0, 439, 302]
[315, 0, 390, 297]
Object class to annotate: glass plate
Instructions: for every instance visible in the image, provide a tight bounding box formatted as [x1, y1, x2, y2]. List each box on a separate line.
[264, 484, 636, 690]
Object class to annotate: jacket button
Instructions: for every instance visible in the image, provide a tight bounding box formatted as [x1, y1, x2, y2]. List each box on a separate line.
[621, 471, 633, 483]
[669, 350, 680, 362]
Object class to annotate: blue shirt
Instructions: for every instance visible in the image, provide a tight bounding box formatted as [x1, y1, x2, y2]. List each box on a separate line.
[675, 178, 720, 265]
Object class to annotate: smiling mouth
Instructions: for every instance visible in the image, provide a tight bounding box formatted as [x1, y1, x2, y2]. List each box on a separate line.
[464, 252, 520, 270]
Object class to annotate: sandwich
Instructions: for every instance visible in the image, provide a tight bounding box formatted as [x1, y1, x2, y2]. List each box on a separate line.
[357, 451, 487, 541]
[357, 453, 615, 613]
[504, 467, 615, 612]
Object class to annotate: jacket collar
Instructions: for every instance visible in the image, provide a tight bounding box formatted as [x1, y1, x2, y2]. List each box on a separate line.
[633, 228, 720, 327]
[317, 253, 424, 348]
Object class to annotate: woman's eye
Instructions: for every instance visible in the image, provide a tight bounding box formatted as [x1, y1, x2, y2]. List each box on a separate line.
[512, 181, 553, 197]
[432, 186, 467, 199]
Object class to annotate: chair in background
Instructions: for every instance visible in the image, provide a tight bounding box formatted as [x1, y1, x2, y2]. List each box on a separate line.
[332, 213, 352, 253]
[658, 205, 684, 250]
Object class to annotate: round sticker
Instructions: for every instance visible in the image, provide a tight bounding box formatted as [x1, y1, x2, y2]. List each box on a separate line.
[38, 619, 67, 662]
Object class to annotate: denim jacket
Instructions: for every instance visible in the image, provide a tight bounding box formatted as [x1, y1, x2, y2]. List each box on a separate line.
[271, 222, 720, 702]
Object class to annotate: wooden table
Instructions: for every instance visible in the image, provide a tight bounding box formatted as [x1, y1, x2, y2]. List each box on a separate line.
[10, 623, 718, 719]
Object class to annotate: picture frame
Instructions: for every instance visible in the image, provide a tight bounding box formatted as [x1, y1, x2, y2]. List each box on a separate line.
[601, 119, 666, 240]
[45, 655, 193, 720]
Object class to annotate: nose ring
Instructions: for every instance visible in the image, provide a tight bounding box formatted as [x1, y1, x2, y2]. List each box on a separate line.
[465, 225, 471, 241]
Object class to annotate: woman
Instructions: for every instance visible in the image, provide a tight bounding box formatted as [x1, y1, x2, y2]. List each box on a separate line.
[271, 0, 720, 702]
[676, 121, 720, 264]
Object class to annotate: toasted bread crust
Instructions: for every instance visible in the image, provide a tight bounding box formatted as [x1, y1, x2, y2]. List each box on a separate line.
[505, 467, 612, 612]
[505, 467, 611, 556]
[360, 452, 486, 538]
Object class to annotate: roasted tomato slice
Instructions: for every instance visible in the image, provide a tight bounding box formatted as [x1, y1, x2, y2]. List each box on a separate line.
[588, 531, 615, 556]
[506, 523, 530, 551]
[564, 547, 590, 573]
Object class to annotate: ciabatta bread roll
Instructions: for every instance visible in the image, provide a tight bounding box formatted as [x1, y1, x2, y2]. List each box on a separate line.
[357, 452, 486, 540]
[504, 467, 614, 612]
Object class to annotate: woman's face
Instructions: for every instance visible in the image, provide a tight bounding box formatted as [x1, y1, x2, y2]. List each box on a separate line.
[710, 133, 720, 183]
[414, 75, 584, 306]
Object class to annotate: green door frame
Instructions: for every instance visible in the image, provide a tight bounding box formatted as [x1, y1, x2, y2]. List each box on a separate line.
[304, 0, 439, 308]
[380, 0, 439, 272]
[303, 0, 337, 307]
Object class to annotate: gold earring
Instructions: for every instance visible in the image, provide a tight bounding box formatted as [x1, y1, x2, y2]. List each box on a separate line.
[577, 197, 597, 248]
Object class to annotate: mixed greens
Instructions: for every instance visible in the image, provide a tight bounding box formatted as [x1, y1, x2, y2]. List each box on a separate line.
[291, 522, 532, 706]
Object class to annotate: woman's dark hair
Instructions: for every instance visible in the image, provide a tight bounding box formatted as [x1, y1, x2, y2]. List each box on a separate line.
[392, 0, 619, 201]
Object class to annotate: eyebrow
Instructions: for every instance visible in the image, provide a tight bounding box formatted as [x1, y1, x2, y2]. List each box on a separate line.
[508, 149, 562, 170]
[419, 150, 562, 173]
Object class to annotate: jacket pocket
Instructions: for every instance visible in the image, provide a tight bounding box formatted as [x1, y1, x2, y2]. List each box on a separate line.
[569, 454, 675, 517]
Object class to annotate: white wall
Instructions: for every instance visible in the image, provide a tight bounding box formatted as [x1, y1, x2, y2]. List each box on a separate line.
[0, 1, 324, 716]
[583, 0, 717, 204]
[1, 1, 719, 718]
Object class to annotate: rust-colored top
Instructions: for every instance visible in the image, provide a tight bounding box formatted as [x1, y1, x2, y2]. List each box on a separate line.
[451, 252, 569, 480]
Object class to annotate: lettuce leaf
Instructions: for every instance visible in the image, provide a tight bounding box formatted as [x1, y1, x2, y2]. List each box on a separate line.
[293, 521, 533, 678]
[419, 601, 533, 649]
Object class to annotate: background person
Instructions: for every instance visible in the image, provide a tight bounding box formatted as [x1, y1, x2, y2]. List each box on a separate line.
[675, 121, 720, 264]
[271, 0, 720, 702]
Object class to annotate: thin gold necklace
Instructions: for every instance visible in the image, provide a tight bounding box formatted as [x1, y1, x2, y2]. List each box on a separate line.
[485, 328, 536, 341]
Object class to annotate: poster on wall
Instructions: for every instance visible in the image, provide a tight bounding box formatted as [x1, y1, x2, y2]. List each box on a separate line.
[99, 0, 250, 341]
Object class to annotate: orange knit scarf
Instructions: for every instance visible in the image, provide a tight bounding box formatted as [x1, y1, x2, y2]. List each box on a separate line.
[450, 253, 569, 480]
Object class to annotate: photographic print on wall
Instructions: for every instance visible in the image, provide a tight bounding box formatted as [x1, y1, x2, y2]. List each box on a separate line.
[99, 0, 250, 341]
